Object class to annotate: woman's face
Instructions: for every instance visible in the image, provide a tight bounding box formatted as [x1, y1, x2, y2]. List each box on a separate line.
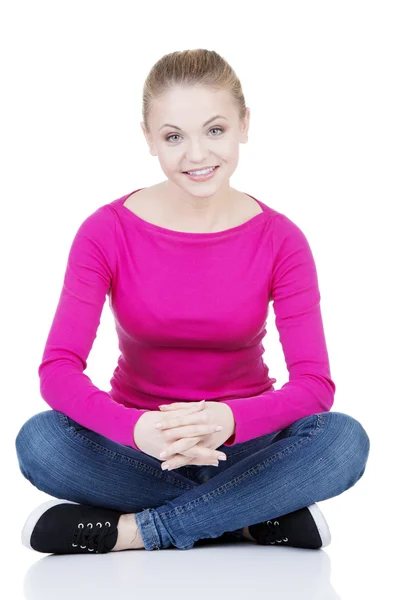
[142, 85, 250, 198]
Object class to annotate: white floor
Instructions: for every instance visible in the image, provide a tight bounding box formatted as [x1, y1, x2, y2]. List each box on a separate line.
[9, 458, 393, 600]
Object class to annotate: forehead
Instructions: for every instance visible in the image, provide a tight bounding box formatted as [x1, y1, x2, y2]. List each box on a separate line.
[150, 85, 235, 124]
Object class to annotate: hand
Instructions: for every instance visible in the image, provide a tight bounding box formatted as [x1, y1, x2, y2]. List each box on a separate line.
[133, 401, 222, 468]
[156, 400, 235, 470]
[133, 401, 235, 470]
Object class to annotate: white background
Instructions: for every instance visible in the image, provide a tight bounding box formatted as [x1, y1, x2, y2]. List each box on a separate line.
[1, 1, 398, 598]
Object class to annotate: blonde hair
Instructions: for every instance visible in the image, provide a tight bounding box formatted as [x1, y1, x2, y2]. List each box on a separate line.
[142, 49, 247, 132]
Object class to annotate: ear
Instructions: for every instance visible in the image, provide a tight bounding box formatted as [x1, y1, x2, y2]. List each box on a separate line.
[239, 107, 250, 143]
[141, 122, 158, 156]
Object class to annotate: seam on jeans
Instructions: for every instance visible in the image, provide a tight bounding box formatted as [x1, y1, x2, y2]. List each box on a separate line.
[142, 510, 159, 551]
[57, 411, 325, 496]
[57, 412, 193, 492]
[144, 509, 161, 551]
[158, 412, 326, 520]
[220, 412, 325, 459]
[151, 518, 161, 551]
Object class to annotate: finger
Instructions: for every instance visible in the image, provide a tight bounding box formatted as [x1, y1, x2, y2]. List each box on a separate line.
[161, 424, 222, 450]
[162, 454, 194, 470]
[157, 411, 208, 431]
[160, 435, 203, 459]
[164, 449, 219, 470]
[165, 451, 220, 470]
[164, 437, 225, 463]
[159, 401, 205, 411]
[167, 462, 195, 471]
[183, 443, 226, 462]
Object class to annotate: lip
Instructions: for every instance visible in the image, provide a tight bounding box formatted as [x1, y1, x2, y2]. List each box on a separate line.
[183, 165, 220, 182]
[182, 165, 218, 173]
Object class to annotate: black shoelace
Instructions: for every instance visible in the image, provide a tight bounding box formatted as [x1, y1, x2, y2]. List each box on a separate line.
[71, 520, 113, 553]
[258, 520, 289, 545]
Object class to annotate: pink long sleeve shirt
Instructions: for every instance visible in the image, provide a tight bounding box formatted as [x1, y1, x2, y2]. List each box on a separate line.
[38, 189, 335, 451]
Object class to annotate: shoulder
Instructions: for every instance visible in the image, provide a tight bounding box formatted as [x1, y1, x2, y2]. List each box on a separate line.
[268, 210, 315, 269]
[269, 209, 310, 243]
[73, 202, 117, 242]
[67, 202, 117, 275]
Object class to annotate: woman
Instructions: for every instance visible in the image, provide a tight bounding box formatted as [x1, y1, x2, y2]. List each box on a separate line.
[15, 48, 370, 554]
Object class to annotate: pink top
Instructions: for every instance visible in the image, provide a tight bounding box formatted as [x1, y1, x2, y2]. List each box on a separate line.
[38, 189, 335, 451]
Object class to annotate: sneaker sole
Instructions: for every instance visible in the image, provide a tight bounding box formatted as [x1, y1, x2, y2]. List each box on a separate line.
[21, 499, 80, 551]
[307, 503, 331, 548]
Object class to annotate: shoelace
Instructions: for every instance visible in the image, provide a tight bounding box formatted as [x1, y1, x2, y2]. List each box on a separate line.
[71, 520, 112, 553]
[258, 520, 289, 545]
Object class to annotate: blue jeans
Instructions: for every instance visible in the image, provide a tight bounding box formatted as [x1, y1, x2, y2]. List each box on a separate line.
[15, 409, 370, 551]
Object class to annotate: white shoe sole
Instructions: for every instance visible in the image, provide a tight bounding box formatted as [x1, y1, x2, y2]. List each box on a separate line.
[307, 503, 331, 548]
[21, 499, 80, 551]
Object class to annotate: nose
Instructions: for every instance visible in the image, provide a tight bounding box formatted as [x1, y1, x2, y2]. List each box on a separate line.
[185, 137, 213, 163]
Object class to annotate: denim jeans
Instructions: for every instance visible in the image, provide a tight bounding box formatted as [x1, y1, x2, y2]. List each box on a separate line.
[15, 409, 370, 551]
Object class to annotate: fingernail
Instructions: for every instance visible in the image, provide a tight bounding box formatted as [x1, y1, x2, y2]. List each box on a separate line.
[215, 426, 223, 431]
[162, 464, 169, 470]
[218, 455, 227, 460]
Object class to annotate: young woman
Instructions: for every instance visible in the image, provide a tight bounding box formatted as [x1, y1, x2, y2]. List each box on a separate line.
[15, 48, 370, 554]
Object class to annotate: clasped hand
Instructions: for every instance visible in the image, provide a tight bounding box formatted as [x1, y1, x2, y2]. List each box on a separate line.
[157, 400, 234, 470]
[134, 400, 235, 471]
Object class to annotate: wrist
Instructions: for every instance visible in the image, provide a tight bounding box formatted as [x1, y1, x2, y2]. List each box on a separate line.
[223, 403, 236, 437]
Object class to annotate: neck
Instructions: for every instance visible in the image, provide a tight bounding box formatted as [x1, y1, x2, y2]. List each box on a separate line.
[162, 180, 236, 227]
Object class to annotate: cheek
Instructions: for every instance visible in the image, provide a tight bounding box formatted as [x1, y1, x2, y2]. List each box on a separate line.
[225, 143, 240, 161]
[158, 153, 175, 168]
[215, 141, 240, 163]
[157, 155, 180, 177]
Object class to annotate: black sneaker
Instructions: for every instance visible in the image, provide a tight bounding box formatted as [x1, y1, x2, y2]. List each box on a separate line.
[21, 499, 125, 554]
[248, 503, 331, 549]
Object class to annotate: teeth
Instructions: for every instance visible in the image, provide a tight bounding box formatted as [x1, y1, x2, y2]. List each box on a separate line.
[187, 166, 215, 175]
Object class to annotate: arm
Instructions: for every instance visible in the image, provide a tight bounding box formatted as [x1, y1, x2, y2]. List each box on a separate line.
[220, 213, 335, 446]
[38, 205, 148, 451]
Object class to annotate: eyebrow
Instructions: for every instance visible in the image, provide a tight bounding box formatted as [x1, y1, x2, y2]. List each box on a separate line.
[159, 115, 228, 131]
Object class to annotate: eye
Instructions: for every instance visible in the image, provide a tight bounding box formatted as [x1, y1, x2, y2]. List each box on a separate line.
[165, 127, 224, 143]
[209, 127, 224, 136]
[166, 134, 180, 143]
